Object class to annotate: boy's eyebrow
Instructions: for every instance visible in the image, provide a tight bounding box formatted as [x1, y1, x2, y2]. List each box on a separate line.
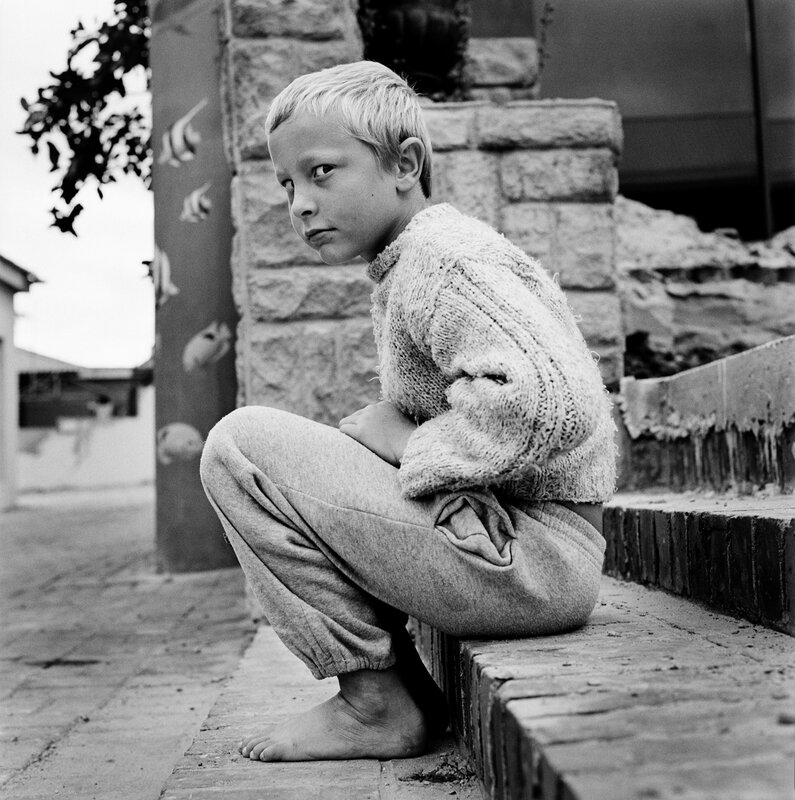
[276, 150, 343, 174]
[296, 151, 340, 168]
[273, 149, 345, 182]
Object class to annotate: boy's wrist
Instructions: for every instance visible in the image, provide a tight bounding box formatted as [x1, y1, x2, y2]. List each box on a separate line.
[390, 424, 415, 465]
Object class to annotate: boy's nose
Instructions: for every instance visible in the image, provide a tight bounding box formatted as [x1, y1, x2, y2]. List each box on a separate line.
[290, 189, 316, 218]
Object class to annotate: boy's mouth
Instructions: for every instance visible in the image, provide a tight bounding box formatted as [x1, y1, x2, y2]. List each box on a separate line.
[305, 228, 334, 243]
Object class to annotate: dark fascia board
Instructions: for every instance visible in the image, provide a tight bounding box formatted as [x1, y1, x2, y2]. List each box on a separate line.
[0, 254, 41, 294]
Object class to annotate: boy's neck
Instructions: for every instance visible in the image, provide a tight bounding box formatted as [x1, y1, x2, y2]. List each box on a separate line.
[387, 194, 430, 250]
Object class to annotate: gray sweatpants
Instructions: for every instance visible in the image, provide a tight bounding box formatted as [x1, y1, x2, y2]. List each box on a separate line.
[199, 406, 605, 679]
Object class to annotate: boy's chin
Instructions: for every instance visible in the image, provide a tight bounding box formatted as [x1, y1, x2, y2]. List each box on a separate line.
[317, 249, 364, 266]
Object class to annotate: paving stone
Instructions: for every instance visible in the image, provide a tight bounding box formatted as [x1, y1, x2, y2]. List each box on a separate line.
[161, 626, 482, 800]
[0, 489, 254, 800]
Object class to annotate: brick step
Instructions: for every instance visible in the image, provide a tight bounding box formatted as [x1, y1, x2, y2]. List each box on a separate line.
[618, 335, 795, 494]
[413, 578, 794, 800]
[604, 491, 794, 635]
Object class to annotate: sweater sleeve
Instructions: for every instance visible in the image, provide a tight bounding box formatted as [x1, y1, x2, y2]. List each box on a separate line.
[398, 260, 605, 498]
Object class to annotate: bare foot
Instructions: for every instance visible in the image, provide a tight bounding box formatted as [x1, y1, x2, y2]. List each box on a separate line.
[238, 666, 428, 761]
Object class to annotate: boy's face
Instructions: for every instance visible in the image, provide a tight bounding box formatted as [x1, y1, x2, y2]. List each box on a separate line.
[268, 113, 411, 264]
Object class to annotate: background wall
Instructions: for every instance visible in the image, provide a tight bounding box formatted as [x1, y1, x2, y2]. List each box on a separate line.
[17, 385, 155, 492]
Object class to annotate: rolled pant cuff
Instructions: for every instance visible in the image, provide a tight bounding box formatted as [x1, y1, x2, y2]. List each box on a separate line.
[310, 653, 397, 680]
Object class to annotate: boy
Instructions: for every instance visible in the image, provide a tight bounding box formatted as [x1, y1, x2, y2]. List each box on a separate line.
[200, 60, 615, 762]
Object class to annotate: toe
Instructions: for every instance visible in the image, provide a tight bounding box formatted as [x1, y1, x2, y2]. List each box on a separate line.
[258, 745, 279, 762]
[240, 734, 262, 756]
[249, 739, 271, 760]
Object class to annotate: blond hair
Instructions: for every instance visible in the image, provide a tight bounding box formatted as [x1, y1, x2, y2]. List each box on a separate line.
[265, 61, 433, 198]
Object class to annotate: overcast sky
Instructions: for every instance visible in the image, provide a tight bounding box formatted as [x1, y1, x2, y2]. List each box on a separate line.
[0, 0, 154, 368]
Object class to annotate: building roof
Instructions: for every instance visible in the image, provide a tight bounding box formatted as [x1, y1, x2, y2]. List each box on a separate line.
[0, 254, 40, 294]
[15, 347, 153, 382]
[15, 348, 84, 373]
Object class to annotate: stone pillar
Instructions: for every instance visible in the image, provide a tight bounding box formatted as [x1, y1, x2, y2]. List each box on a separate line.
[221, 0, 369, 419]
[222, 1, 623, 418]
[423, 99, 624, 385]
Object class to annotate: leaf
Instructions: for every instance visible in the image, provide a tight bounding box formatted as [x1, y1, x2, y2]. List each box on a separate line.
[47, 141, 60, 172]
[19, 0, 152, 236]
[50, 203, 84, 236]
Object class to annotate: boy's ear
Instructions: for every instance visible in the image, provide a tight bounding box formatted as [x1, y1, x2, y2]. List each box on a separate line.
[395, 137, 425, 193]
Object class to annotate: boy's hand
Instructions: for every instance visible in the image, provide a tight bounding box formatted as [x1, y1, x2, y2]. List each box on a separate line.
[339, 401, 417, 466]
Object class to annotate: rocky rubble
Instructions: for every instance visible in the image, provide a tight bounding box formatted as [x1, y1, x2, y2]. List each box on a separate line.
[615, 196, 795, 378]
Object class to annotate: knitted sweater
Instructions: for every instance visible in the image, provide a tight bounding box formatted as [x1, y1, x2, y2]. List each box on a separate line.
[367, 203, 617, 503]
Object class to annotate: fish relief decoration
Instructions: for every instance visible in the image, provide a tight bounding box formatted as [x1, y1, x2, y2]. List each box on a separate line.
[156, 422, 204, 464]
[182, 321, 232, 372]
[180, 181, 212, 222]
[144, 246, 180, 308]
[158, 98, 208, 167]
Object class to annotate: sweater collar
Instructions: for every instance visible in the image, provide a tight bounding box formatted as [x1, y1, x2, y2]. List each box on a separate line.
[366, 203, 454, 282]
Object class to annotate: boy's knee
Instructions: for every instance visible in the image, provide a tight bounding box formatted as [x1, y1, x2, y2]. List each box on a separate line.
[200, 405, 289, 483]
[201, 407, 261, 482]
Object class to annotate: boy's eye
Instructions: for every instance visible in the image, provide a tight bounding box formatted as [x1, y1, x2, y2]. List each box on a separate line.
[312, 164, 334, 179]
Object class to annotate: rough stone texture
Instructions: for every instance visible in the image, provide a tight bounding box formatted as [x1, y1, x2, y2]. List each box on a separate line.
[232, 164, 323, 267]
[476, 101, 622, 152]
[566, 290, 624, 387]
[552, 203, 616, 290]
[622, 275, 795, 358]
[566, 291, 622, 345]
[231, 0, 360, 41]
[227, 37, 363, 160]
[433, 150, 502, 229]
[248, 265, 372, 321]
[617, 197, 795, 365]
[466, 37, 538, 87]
[617, 197, 795, 277]
[501, 202, 616, 290]
[422, 102, 479, 151]
[500, 201, 556, 262]
[500, 149, 619, 202]
[246, 318, 379, 424]
[414, 577, 795, 800]
[604, 492, 795, 635]
[469, 86, 538, 103]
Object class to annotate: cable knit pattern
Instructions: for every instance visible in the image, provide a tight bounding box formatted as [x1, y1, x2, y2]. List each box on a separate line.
[367, 203, 617, 502]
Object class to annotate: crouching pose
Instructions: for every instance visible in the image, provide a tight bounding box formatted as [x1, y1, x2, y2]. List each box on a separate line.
[200, 60, 616, 763]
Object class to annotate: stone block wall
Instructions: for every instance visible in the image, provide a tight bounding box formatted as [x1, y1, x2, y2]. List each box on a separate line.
[221, 0, 624, 423]
[467, 37, 539, 102]
[424, 99, 623, 388]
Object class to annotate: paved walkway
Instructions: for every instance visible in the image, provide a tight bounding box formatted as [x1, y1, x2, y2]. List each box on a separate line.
[0, 487, 255, 800]
[0, 488, 480, 800]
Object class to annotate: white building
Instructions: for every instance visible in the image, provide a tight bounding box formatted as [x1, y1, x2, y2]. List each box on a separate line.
[16, 349, 154, 493]
[0, 255, 38, 509]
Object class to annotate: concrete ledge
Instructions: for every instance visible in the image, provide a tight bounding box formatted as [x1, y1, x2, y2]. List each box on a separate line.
[414, 577, 795, 800]
[604, 492, 794, 635]
[619, 336, 795, 494]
